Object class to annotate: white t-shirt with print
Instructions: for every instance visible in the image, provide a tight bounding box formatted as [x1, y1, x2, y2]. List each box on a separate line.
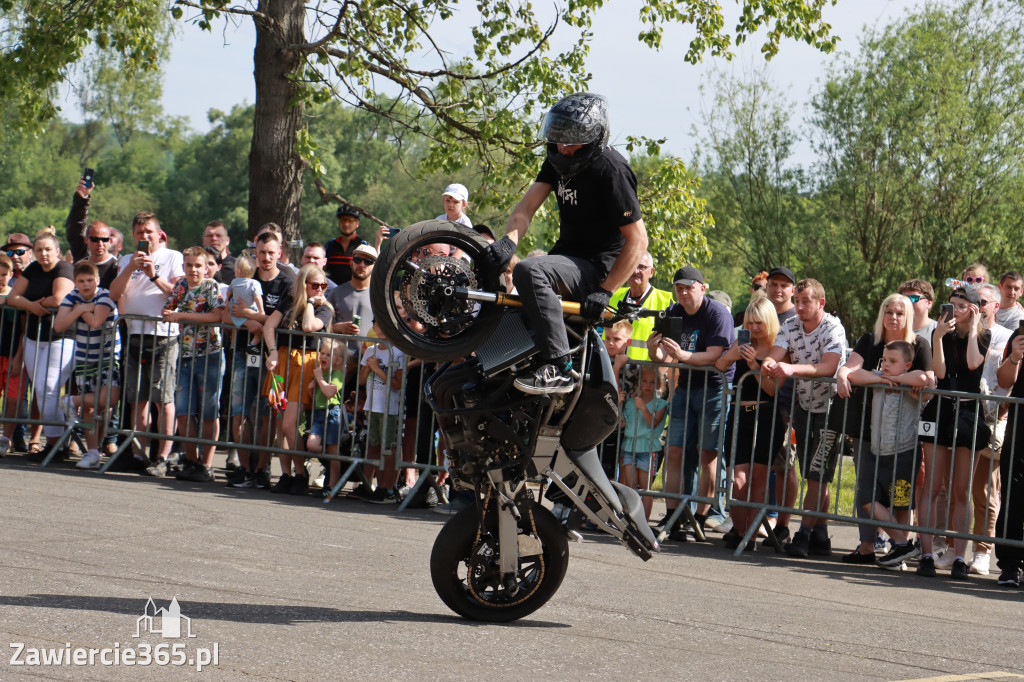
[361, 343, 406, 416]
[117, 247, 185, 336]
[774, 312, 847, 413]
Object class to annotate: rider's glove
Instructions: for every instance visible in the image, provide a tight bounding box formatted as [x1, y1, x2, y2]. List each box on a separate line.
[580, 288, 614, 321]
[480, 236, 517, 273]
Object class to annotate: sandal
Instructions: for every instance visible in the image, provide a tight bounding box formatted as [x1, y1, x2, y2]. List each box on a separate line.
[27, 441, 43, 455]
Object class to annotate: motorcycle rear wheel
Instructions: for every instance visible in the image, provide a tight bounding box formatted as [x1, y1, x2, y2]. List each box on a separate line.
[369, 220, 504, 362]
[430, 502, 569, 622]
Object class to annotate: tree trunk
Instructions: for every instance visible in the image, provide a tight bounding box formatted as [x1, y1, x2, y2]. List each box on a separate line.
[248, 0, 305, 242]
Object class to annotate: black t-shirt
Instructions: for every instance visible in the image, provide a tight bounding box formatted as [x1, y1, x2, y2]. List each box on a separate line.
[22, 261, 74, 339]
[235, 267, 295, 348]
[936, 327, 990, 394]
[219, 253, 237, 284]
[325, 236, 367, 285]
[536, 147, 642, 277]
[275, 301, 333, 353]
[96, 257, 118, 289]
[852, 332, 932, 373]
[1004, 330, 1024, 399]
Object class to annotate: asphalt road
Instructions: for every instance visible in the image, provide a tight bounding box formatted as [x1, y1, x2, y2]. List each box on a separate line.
[2, 456, 1023, 681]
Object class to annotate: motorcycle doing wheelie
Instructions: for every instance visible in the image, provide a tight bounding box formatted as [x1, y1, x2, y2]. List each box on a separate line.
[369, 220, 660, 622]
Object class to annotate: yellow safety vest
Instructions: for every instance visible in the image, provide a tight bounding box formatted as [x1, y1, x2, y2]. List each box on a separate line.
[607, 286, 676, 361]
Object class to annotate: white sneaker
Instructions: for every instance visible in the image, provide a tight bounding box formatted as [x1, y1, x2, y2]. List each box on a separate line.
[934, 546, 956, 569]
[711, 517, 734, 534]
[969, 551, 990, 575]
[76, 451, 102, 469]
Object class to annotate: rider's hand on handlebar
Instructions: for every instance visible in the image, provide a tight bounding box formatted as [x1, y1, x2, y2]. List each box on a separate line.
[480, 236, 517, 272]
[580, 287, 614, 321]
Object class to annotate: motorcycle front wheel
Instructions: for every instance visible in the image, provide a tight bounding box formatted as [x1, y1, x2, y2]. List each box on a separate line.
[430, 502, 569, 622]
[369, 219, 504, 362]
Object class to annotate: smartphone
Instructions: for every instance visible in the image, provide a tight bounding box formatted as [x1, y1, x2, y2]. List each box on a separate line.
[82, 168, 95, 189]
[940, 303, 954, 321]
[653, 312, 684, 341]
[137, 239, 150, 254]
[737, 329, 751, 345]
[388, 227, 400, 237]
[1018, 319, 1024, 332]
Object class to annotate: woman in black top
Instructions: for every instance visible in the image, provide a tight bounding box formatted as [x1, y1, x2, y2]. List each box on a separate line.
[7, 228, 74, 456]
[918, 287, 990, 578]
[264, 264, 334, 494]
[715, 295, 783, 550]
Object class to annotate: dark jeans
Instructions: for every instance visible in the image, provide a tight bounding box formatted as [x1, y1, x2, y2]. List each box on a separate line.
[995, 406, 1024, 571]
[512, 255, 601, 360]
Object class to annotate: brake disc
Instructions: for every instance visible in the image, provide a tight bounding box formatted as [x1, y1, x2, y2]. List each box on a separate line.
[404, 254, 478, 328]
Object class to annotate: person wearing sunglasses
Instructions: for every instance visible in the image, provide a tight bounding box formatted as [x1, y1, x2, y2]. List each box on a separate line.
[898, 279, 937, 340]
[263, 264, 334, 495]
[733, 270, 769, 327]
[2, 233, 35, 282]
[328, 244, 376, 348]
[63, 175, 119, 289]
[962, 263, 989, 288]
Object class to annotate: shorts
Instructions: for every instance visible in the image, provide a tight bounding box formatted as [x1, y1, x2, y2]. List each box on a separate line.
[620, 450, 653, 472]
[919, 397, 990, 450]
[74, 362, 121, 396]
[667, 383, 723, 451]
[726, 401, 786, 468]
[262, 348, 318, 410]
[793, 405, 840, 484]
[857, 448, 919, 511]
[0, 355, 25, 401]
[367, 411, 400, 448]
[175, 353, 226, 421]
[123, 335, 179, 404]
[230, 350, 265, 418]
[310, 404, 346, 446]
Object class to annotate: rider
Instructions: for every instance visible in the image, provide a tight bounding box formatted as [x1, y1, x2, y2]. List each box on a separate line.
[482, 92, 648, 394]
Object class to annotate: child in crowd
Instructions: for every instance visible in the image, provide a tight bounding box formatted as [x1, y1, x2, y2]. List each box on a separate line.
[847, 340, 928, 569]
[619, 366, 669, 520]
[437, 183, 472, 228]
[0, 253, 23, 456]
[308, 338, 348, 499]
[53, 260, 120, 469]
[163, 247, 226, 482]
[359, 320, 406, 504]
[229, 254, 265, 349]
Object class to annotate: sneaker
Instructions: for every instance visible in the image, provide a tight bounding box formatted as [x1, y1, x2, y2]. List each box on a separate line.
[787, 530, 810, 558]
[175, 460, 197, 480]
[76, 451, 102, 470]
[254, 469, 272, 489]
[349, 482, 373, 499]
[226, 467, 252, 487]
[724, 530, 742, 550]
[879, 560, 907, 572]
[968, 551, 990, 576]
[762, 525, 790, 548]
[0, 436, 11, 457]
[288, 474, 310, 496]
[934, 546, 955, 569]
[874, 534, 889, 553]
[877, 542, 921, 567]
[424, 487, 440, 507]
[396, 484, 412, 500]
[432, 490, 474, 515]
[808, 534, 832, 556]
[916, 556, 937, 577]
[12, 434, 29, 453]
[270, 473, 293, 493]
[514, 363, 577, 395]
[842, 549, 876, 565]
[997, 568, 1021, 587]
[182, 463, 214, 483]
[144, 460, 168, 477]
[366, 487, 398, 504]
[950, 558, 970, 581]
[225, 450, 241, 471]
[711, 517, 733, 534]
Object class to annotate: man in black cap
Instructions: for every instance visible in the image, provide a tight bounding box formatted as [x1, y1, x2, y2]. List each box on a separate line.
[646, 265, 735, 540]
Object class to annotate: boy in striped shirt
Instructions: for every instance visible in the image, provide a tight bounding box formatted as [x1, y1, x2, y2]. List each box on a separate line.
[54, 260, 121, 469]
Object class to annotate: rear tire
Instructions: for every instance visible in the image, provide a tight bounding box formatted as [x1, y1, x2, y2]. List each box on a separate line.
[430, 502, 569, 622]
[369, 220, 504, 362]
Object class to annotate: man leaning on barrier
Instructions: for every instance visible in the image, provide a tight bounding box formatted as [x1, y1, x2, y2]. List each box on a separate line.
[761, 278, 847, 558]
[109, 213, 185, 475]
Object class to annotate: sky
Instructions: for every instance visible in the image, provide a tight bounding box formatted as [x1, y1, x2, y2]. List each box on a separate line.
[154, 0, 910, 167]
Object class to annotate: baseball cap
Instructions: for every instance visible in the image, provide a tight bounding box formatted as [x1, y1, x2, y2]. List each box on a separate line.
[951, 287, 981, 306]
[336, 204, 360, 219]
[442, 183, 469, 203]
[353, 244, 378, 261]
[2, 233, 33, 251]
[672, 266, 704, 286]
[473, 224, 496, 241]
[768, 266, 796, 284]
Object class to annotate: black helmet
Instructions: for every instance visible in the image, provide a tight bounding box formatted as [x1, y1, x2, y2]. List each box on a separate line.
[541, 92, 610, 178]
[336, 204, 359, 219]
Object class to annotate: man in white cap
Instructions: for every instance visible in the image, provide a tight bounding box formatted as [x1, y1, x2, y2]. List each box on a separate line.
[329, 243, 376, 348]
[438, 183, 472, 228]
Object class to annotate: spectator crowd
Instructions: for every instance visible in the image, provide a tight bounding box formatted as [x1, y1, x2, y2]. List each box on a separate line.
[2, 178, 1024, 589]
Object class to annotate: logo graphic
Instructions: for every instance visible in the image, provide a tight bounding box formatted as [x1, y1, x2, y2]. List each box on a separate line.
[135, 598, 196, 639]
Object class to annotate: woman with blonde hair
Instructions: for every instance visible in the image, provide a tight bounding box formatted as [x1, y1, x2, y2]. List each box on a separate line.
[716, 293, 783, 549]
[264, 264, 334, 494]
[836, 293, 932, 563]
[6, 228, 75, 458]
